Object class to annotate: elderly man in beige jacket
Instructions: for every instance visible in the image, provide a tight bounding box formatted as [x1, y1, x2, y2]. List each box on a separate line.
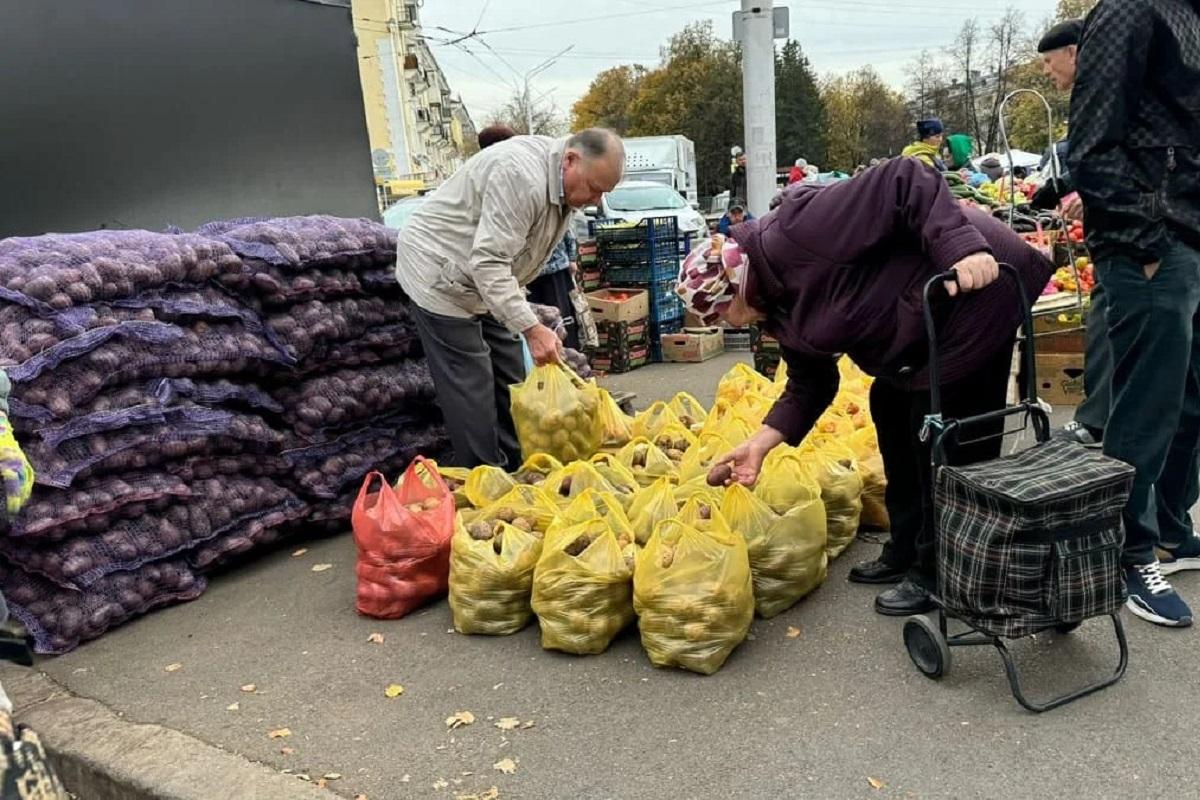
[396, 128, 623, 468]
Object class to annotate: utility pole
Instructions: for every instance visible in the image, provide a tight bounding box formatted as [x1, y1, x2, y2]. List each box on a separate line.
[520, 46, 573, 135]
[738, 0, 777, 217]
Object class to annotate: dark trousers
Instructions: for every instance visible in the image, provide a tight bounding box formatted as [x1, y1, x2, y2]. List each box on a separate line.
[409, 304, 525, 470]
[525, 270, 580, 351]
[1074, 282, 1113, 432]
[1098, 236, 1200, 564]
[872, 342, 1013, 589]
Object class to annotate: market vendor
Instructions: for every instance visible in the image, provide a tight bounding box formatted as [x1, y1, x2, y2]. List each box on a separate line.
[678, 157, 1053, 616]
[901, 118, 948, 171]
[395, 128, 624, 469]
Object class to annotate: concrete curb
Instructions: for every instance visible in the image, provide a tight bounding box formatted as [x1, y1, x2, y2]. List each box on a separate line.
[1, 664, 338, 800]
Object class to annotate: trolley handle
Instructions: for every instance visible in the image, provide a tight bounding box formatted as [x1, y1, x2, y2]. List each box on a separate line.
[922, 262, 1039, 417]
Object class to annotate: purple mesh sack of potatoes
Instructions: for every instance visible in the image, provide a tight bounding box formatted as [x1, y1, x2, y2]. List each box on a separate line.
[0, 557, 207, 654]
[11, 472, 193, 540]
[275, 360, 435, 441]
[197, 215, 396, 273]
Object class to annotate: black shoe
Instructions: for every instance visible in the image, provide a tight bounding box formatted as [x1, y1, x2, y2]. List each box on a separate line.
[874, 580, 936, 617]
[848, 559, 907, 585]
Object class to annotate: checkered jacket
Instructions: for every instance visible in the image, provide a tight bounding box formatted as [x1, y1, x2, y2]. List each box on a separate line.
[1068, 0, 1200, 263]
[935, 441, 1134, 639]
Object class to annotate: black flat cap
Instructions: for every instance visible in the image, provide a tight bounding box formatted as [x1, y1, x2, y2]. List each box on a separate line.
[1038, 19, 1083, 52]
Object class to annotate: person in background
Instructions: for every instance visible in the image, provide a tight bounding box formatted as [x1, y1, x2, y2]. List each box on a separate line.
[902, 118, 948, 171]
[731, 150, 748, 207]
[477, 123, 517, 151]
[945, 133, 975, 171]
[1069, 0, 1200, 627]
[395, 128, 624, 469]
[525, 229, 580, 350]
[788, 158, 808, 185]
[1026, 19, 1107, 448]
[676, 158, 1053, 615]
[718, 204, 755, 236]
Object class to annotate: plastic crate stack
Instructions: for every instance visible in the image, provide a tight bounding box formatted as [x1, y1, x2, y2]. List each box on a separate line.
[0, 216, 449, 654]
[751, 325, 782, 378]
[594, 217, 688, 361]
[577, 235, 601, 292]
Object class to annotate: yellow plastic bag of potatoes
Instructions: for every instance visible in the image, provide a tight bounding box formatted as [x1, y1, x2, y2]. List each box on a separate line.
[673, 477, 725, 509]
[773, 358, 789, 389]
[716, 362, 773, 407]
[710, 415, 755, 451]
[414, 460, 472, 509]
[464, 465, 518, 509]
[511, 364, 603, 464]
[632, 401, 685, 441]
[597, 388, 634, 450]
[838, 356, 874, 396]
[587, 453, 641, 505]
[722, 483, 828, 618]
[809, 412, 856, 441]
[532, 518, 634, 655]
[634, 517, 754, 675]
[478, 485, 561, 535]
[731, 392, 773, 426]
[678, 433, 732, 484]
[801, 442, 865, 559]
[617, 437, 680, 488]
[449, 516, 544, 635]
[541, 460, 619, 506]
[831, 392, 871, 429]
[848, 427, 888, 531]
[512, 454, 564, 487]
[668, 392, 709, 433]
[755, 449, 819, 515]
[550, 489, 636, 548]
[650, 424, 697, 466]
[628, 477, 678, 546]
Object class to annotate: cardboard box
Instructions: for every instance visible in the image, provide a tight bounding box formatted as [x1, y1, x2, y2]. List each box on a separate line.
[590, 344, 650, 374]
[1032, 315, 1086, 354]
[594, 319, 649, 349]
[660, 327, 725, 363]
[1035, 352, 1086, 406]
[587, 288, 649, 324]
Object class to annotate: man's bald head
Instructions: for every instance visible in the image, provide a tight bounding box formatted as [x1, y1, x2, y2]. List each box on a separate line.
[562, 128, 624, 208]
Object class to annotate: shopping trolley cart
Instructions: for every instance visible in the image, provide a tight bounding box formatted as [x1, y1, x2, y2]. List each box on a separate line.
[902, 263, 1134, 713]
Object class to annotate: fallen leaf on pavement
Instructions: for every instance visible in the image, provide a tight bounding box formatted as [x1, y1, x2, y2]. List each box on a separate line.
[521, 721, 535, 729]
[280, 747, 295, 756]
[268, 728, 292, 739]
[241, 684, 257, 693]
[296, 773, 311, 781]
[868, 777, 885, 790]
[323, 773, 342, 780]
[457, 788, 500, 800]
[433, 779, 450, 789]
[292, 548, 308, 557]
[495, 718, 520, 731]
[400, 775, 410, 783]
[164, 663, 183, 673]
[367, 633, 385, 644]
[446, 710, 475, 729]
[786, 626, 802, 639]
[226, 703, 239, 712]
[311, 563, 333, 572]
[354, 795, 369, 800]
[385, 684, 405, 699]
[317, 779, 328, 789]
[493, 758, 517, 775]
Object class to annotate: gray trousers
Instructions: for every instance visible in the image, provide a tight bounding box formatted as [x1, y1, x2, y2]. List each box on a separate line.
[1074, 282, 1113, 432]
[409, 304, 526, 470]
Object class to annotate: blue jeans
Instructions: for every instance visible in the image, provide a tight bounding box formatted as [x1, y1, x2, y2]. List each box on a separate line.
[1098, 235, 1200, 565]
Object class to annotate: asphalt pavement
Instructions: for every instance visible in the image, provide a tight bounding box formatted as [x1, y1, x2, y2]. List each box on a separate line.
[23, 353, 1200, 800]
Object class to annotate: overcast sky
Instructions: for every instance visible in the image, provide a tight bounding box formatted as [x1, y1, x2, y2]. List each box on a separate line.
[419, 0, 1061, 127]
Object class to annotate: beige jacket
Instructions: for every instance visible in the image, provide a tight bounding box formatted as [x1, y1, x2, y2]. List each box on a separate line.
[395, 136, 574, 333]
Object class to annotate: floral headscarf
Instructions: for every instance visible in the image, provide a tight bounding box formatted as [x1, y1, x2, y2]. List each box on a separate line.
[675, 234, 749, 326]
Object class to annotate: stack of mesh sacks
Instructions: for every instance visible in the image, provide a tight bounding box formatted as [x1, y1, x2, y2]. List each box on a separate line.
[0, 216, 448, 654]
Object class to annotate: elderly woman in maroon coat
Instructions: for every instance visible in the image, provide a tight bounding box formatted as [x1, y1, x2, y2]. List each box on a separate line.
[677, 157, 1054, 616]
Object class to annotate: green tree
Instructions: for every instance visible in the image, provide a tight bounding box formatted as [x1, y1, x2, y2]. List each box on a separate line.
[821, 67, 909, 172]
[775, 40, 827, 168]
[626, 21, 743, 199]
[571, 65, 647, 134]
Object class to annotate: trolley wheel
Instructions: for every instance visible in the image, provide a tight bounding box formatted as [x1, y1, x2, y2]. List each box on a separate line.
[1055, 621, 1082, 634]
[904, 614, 952, 679]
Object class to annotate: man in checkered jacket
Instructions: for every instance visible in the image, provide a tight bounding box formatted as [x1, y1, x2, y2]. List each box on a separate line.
[1068, 0, 1200, 627]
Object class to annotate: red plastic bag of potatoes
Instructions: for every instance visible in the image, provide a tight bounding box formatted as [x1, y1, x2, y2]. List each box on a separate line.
[352, 457, 455, 619]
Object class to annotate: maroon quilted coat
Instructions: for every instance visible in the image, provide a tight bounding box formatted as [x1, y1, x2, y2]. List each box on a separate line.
[730, 157, 1054, 445]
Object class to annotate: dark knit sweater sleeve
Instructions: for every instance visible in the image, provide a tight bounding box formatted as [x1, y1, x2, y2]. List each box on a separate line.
[762, 350, 840, 446]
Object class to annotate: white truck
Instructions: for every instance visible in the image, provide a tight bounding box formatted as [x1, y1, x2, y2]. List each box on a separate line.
[622, 135, 699, 209]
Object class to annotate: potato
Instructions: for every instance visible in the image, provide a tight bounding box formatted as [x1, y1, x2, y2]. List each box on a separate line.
[707, 464, 733, 487]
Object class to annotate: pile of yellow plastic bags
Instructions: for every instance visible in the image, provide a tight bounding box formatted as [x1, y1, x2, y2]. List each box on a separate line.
[432, 359, 887, 675]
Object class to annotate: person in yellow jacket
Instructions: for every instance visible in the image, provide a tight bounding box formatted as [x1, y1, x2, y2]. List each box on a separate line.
[901, 118, 948, 171]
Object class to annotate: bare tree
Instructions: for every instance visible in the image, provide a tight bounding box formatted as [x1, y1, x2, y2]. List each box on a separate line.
[906, 50, 942, 116]
[490, 90, 567, 137]
[948, 19, 984, 148]
[982, 7, 1026, 152]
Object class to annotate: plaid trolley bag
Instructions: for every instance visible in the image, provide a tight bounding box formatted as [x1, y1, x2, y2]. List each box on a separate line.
[902, 264, 1134, 713]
